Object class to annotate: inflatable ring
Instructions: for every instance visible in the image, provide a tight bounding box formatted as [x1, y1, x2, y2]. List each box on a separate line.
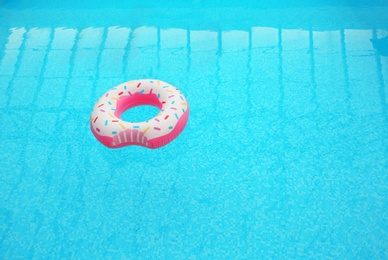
[90, 79, 189, 149]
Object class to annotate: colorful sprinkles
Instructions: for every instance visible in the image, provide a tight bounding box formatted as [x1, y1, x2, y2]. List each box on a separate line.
[143, 126, 150, 134]
[91, 79, 189, 148]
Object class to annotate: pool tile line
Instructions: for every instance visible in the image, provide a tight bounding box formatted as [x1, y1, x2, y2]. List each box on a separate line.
[277, 26, 284, 117]
[33, 28, 55, 106]
[372, 28, 388, 145]
[0, 27, 11, 74]
[308, 27, 319, 113]
[213, 29, 222, 114]
[246, 28, 253, 117]
[60, 29, 79, 107]
[186, 28, 191, 84]
[5, 27, 28, 107]
[122, 28, 134, 81]
[339, 29, 353, 118]
[157, 27, 161, 74]
[91, 27, 109, 107]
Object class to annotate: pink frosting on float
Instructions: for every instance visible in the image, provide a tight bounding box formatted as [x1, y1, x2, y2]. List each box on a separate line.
[90, 79, 189, 149]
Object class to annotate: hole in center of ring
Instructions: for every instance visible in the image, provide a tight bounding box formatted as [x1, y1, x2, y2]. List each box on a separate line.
[120, 105, 160, 123]
[115, 92, 163, 123]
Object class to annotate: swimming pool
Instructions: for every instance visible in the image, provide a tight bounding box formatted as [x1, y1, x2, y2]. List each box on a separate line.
[1, 0, 387, 258]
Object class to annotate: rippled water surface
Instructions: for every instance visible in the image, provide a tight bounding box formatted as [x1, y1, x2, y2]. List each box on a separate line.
[1, 0, 387, 258]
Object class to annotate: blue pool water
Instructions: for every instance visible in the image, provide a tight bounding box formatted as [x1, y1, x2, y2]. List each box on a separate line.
[1, 0, 387, 258]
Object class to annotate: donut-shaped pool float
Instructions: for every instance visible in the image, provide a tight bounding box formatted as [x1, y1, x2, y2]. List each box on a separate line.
[90, 79, 189, 149]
